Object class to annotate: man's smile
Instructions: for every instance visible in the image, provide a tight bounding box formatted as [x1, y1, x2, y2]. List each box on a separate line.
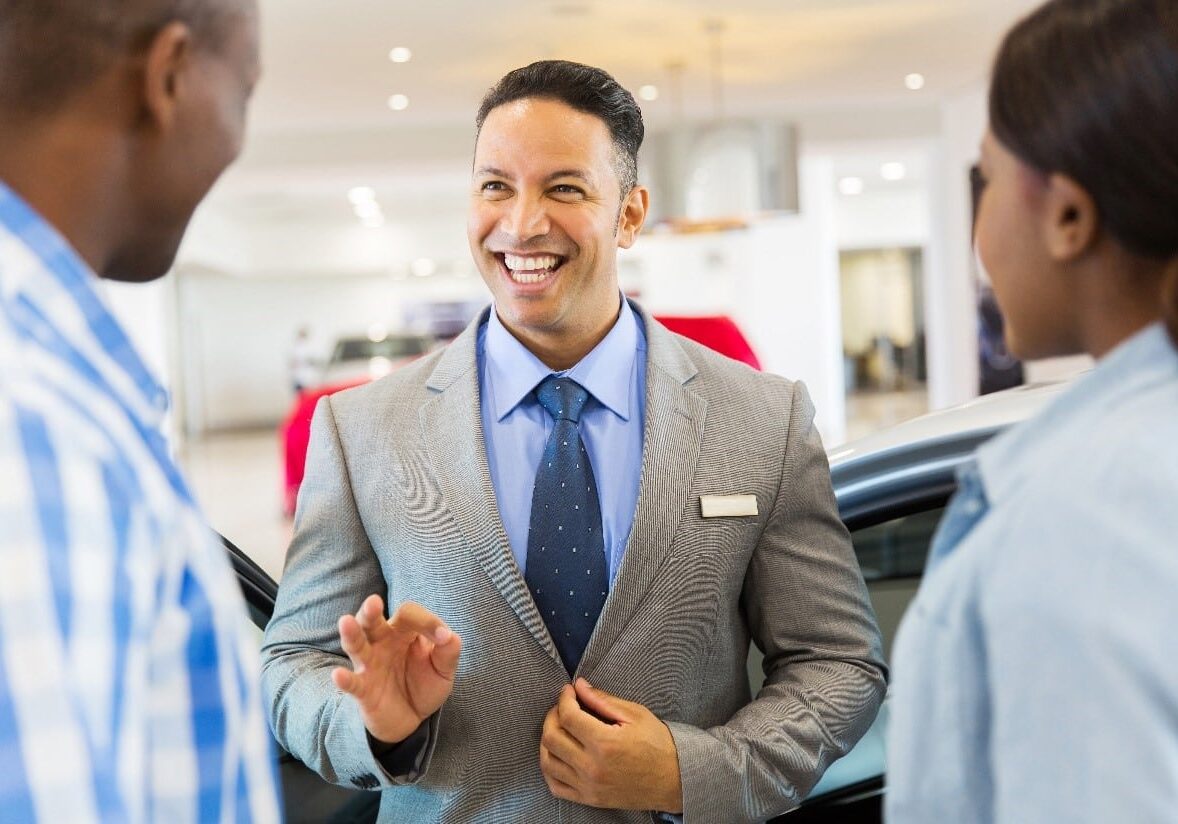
[496, 251, 567, 285]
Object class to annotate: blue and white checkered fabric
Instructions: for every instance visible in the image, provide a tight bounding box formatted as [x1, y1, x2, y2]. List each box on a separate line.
[0, 182, 281, 822]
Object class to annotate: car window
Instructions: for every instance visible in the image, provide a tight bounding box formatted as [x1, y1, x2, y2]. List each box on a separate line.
[333, 336, 431, 362]
[777, 504, 946, 816]
[853, 506, 943, 661]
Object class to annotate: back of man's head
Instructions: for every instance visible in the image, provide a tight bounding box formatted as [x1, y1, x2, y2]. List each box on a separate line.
[475, 60, 644, 197]
[0, 0, 236, 117]
[0, 0, 258, 283]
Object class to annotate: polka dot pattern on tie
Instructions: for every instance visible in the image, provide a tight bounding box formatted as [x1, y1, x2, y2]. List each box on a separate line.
[524, 375, 608, 675]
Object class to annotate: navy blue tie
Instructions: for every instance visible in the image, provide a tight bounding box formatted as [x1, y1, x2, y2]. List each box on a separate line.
[525, 376, 608, 675]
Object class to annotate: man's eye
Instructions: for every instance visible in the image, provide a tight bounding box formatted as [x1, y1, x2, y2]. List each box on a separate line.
[481, 181, 506, 192]
[552, 184, 583, 196]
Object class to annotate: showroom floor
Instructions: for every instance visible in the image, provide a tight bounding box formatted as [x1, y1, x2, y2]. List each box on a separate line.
[177, 389, 928, 582]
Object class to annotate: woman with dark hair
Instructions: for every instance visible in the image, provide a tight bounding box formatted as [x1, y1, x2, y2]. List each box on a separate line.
[886, 1, 1178, 821]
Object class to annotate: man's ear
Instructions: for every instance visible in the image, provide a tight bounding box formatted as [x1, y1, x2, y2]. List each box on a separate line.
[616, 185, 649, 249]
[141, 21, 193, 131]
[1042, 173, 1098, 262]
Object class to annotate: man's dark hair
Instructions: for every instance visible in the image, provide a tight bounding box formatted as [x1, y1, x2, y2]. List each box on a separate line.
[990, 0, 1178, 346]
[0, 0, 236, 116]
[475, 60, 644, 197]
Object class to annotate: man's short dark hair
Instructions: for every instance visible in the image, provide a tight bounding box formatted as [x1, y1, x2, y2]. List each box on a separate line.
[0, 0, 236, 116]
[475, 60, 644, 197]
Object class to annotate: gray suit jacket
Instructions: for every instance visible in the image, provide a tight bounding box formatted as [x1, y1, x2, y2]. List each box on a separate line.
[261, 305, 886, 823]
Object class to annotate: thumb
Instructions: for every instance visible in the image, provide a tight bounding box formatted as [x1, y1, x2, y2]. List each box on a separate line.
[574, 678, 631, 724]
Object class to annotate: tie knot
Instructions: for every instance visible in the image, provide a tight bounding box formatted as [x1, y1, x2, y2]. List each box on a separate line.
[535, 375, 591, 423]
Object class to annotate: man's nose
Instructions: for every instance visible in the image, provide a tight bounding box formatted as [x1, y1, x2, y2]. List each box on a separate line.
[500, 192, 550, 241]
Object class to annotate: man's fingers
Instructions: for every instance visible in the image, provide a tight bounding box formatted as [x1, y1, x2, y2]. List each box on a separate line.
[557, 683, 606, 744]
[539, 742, 581, 789]
[543, 702, 586, 766]
[429, 627, 462, 680]
[573, 678, 630, 724]
[388, 601, 454, 646]
[540, 748, 580, 803]
[337, 614, 370, 668]
[355, 594, 392, 642]
[331, 666, 357, 695]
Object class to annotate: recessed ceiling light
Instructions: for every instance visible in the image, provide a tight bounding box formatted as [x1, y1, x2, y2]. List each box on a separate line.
[388, 47, 412, 64]
[353, 201, 383, 220]
[411, 258, 437, 278]
[838, 176, 865, 195]
[880, 162, 907, 181]
[639, 85, 659, 102]
[904, 73, 925, 91]
[387, 94, 410, 111]
[347, 186, 376, 205]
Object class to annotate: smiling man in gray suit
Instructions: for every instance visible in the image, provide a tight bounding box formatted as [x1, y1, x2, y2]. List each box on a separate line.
[261, 60, 886, 823]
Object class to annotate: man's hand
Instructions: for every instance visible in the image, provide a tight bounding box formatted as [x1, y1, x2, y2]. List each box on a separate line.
[540, 678, 683, 813]
[332, 595, 462, 745]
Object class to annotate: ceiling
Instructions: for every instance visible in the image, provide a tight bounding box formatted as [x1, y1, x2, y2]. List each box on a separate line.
[249, 0, 1040, 137]
[191, 0, 1036, 267]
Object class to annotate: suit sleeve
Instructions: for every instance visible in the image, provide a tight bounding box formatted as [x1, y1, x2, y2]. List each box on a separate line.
[664, 380, 888, 823]
[260, 396, 438, 789]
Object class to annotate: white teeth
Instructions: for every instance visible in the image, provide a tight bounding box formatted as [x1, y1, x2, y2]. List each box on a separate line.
[509, 270, 550, 284]
[504, 253, 560, 272]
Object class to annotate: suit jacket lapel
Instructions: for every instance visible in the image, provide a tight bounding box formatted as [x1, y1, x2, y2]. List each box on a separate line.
[580, 310, 706, 673]
[419, 310, 562, 667]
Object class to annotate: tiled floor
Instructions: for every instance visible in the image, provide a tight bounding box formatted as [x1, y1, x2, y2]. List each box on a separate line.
[179, 388, 929, 581]
[844, 389, 929, 442]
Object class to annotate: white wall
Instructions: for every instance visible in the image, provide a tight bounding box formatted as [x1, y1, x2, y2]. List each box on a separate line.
[835, 187, 930, 251]
[100, 277, 181, 445]
[925, 84, 986, 410]
[623, 155, 846, 444]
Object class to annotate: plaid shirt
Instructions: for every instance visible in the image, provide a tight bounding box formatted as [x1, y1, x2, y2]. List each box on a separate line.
[0, 182, 281, 822]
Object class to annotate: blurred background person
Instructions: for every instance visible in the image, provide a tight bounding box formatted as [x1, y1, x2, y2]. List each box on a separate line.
[886, 0, 1178, 821]
[289, 324, 319, 393]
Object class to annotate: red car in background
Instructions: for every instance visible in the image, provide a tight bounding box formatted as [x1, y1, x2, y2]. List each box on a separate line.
[280, 315, 760, 516]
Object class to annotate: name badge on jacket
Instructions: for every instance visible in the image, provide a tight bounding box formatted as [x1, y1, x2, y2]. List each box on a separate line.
[700, 494, 759, 518]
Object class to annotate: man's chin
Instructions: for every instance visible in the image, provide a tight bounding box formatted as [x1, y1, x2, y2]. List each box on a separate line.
[102, 239, 183, 283]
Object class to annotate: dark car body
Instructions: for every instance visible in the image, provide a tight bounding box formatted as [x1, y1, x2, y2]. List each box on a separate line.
[235, 381, 1064, 822]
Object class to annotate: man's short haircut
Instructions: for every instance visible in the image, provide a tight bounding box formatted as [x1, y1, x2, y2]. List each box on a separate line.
[475, 60, 644, 197]
[0, 0, 237, 116]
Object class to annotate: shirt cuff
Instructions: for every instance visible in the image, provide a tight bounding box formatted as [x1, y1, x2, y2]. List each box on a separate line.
[368, 719, 431, 777]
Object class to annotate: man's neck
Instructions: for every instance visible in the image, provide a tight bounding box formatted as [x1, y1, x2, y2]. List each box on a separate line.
[0, 116, 125, 278]
[499, 301, 624, 372]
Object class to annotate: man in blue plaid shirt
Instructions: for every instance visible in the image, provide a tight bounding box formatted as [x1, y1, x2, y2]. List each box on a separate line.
[0, 0, 275, 820]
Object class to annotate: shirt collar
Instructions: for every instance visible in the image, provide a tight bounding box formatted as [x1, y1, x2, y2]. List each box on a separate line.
[0, 181, 169, 427]
[485, 295, 642, 422]
[976, 322, 1176, 504]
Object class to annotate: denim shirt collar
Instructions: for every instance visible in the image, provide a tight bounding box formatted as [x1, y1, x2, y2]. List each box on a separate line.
[976, 323, 1176, 507]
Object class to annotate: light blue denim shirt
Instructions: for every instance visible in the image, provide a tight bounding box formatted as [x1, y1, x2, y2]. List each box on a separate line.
[886, 323, 1178, 823]
[477, 297, 647, 585]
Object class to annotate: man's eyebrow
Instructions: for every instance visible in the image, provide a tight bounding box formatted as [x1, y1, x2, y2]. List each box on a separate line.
[545, 169, 593, 184]
[473, 166, 510, 178]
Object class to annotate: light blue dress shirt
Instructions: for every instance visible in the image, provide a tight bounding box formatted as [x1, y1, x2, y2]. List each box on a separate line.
[477, 298, 647, 586]
[886, 323, 1178, 823]
[0, 182, 280, 820]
